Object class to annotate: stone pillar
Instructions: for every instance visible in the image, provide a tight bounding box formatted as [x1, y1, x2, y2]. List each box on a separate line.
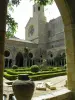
[12, 59, 15, 66]
[61, 59, 63, 66]
[8, 59, 9, 68]
[64, 24, 75, 91]
[23, 58, 27, 67]
[64, 59, 66, 66]
[32, 59, 33, 65]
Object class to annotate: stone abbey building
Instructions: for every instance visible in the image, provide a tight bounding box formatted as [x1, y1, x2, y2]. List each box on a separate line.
[4, 3, 66, 68]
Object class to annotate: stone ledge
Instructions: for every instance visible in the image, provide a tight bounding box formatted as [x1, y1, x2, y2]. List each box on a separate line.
[45, 82, 56, 90]
[32, 88, 72, 100]
[36, 82, 46, 91]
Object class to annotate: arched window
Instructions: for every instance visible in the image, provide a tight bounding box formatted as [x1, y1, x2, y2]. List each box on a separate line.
[4, 50, 10, 57]
[50, 54, 53, 58]
[38, 6, 40, 11]
[16, 52, 23, 67]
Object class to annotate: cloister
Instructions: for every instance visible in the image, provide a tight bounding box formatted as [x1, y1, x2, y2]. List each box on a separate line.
[0, 0, 75, 100]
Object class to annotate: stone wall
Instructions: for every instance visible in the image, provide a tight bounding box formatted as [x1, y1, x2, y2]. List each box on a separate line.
[4, 38, 38, 67]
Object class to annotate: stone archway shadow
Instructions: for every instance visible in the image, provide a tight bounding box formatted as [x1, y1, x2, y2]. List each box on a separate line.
[15, 52, 23, 67]
[54, 0, 75, 98]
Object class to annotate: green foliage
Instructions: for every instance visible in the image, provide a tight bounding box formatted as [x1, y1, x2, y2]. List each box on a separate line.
[30, 72, 66, 80]
[11, 0, 22, 6]
[39, 65, 50, 71]
[4, 72, 17, 80]
[12, 65, 18, 69]
[6, 1, 18, 38]
[6, 69, 17, 75]
[5, 69, 33, 75]
[4, 68, 66, 76]
[6, 0, 22, 38]
[6, 15, 18, 38]
[4, 67, 66, 80]
[31, 69, 66, 76]
[14, 67, 31, 72]
[31, 65, 40, 72]
[33, 0, 53, 5]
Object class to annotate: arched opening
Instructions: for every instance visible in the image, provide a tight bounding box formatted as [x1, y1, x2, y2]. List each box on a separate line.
[5, 59, 8, 68]
[4, 50, 10, 57]
[16, 52, 23, 67]
[55, 50, 66, 66]
[4, 50, 12, 68]
[9, 59, 12, 67]
[54, 0, 75, 91]
[27, 52, 33, 66]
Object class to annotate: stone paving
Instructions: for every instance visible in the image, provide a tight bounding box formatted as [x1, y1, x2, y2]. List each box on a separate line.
[33, 75, 67, 97]
[3, 75, 67, 100]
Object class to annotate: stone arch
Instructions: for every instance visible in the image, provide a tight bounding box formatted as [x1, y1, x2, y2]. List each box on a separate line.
[27, 52, 33, 66]
[4, 50, 12, 68]
[56, 49, 65, 57]
[47, 51, 55, 66]
[29, 52, 33, 58]
[54, 0, 75, 91]
[16, 52, 23, 67]
[54, 49, 66, 66]
[4, 50, 10, 57]
[47, 51, 53, 59]
[5, 59, 8, 68]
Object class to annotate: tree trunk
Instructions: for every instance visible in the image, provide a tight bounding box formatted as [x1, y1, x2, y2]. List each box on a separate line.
[0, 0, 8, 100]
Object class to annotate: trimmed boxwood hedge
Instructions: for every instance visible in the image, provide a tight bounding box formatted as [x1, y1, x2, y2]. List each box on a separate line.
[5, 69, 66, 76]
[31, 69, 66, 76]
[6, 69, 33, 75]
[29, 72, 66, 81]
[4, 72, 17, 80]
[4, 71, 66, 81]
[6, 70, 18, 75]
[14, 67, 31, 72]
[4, 67, 66, 81]
[4, 72, 66, 81]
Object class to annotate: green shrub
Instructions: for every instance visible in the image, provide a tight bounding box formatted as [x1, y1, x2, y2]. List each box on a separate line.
[6, 69, 33, 76]
[29, 72, 66, 81]
[15, 67, 31, 72]
[39, 65, 49, 71]
[6, 69, 17, 75]
[12, 65, 18, 69]
[31, 65, 39, 72]
[31, 69, 66, 76]
[4, 72, 17, 80]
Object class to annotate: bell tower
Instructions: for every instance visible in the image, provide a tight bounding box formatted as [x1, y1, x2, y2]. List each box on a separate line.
[33, 3, 47, 51]
[33, 3, 46, 21]
[25, 3, 47, 46]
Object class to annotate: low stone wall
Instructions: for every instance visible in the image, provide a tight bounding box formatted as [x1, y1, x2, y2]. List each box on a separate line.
[32, 88, 72, 100]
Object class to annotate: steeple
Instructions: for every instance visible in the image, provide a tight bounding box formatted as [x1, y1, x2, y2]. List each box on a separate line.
[33, 3, 45, 19]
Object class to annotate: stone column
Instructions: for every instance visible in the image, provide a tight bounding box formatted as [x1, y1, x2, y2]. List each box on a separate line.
[8, 59, 9, 68]
[64, 59, 66, 66]
[12, 59, 15, 66]
[23, 58, 27, 67]
[61, 60, 62, 66]
[64, 24, 75, 91]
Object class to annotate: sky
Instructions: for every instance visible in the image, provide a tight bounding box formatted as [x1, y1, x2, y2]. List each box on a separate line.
[12, 0, 60, 40]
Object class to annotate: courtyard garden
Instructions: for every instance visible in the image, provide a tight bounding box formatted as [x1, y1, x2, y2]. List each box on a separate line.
[4, 65, 66, 81]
